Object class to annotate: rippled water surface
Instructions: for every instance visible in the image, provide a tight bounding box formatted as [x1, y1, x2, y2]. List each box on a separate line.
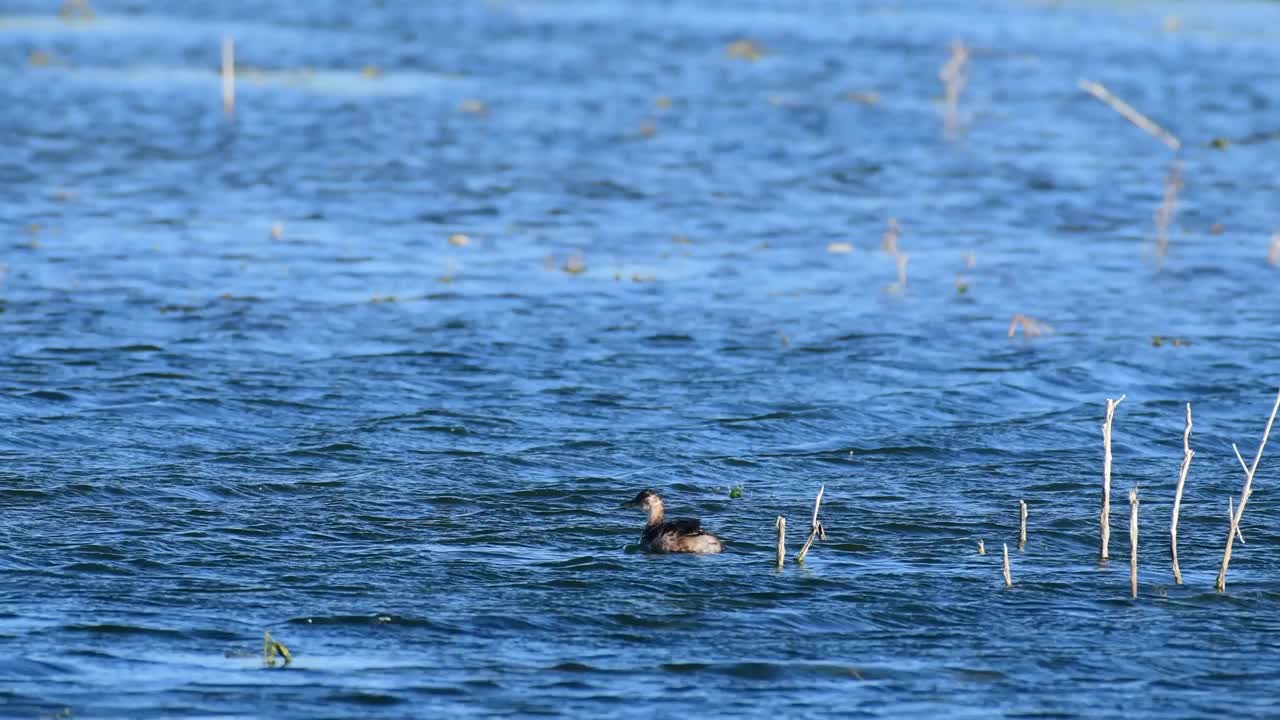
[3, 0, 1280, 717]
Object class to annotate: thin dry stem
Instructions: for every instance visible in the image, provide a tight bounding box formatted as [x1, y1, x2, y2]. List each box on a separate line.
[881, 218, 901, 254]
[1216, 389, 1280, 592]
[940, 41, 970, 139]
[1129, 487, 1139, 599]
[1154, 161, 1184, 262]
[795, 485, 826, 563]
[775, 516, 786, 569]
[263, 631, 292, 667]
[1018, 500, 1027, 550]
[1101, 395, 1126, 561]
[1007, 314, 1052, 338]
[1078, 79, 1181, 151]
[1170, 403, 1193, 584]
[221, 37, 235, 116]
[1002, 543, 1012, 587]
[1228, 496, 1245, 545]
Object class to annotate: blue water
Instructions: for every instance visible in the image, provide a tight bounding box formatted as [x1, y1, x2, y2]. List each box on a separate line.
[3, 0, 1280, 717]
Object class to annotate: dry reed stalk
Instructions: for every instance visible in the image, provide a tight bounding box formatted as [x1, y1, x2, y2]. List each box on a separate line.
[794, 485, 826, 563]
[1018, 500, 1027, 550]
[1170, 403, 1193, 584]
[1153, 161, 1184, 262]
[1228, 496, 1245, 544]
[1007, 314, 1051, 338]
[1129, 487, 1139, 598]
[1077, 79, 1181, 151]
[881, 218, 901, 254]
[1002, 543, 1012, 587]
[263, 631, 292, 667]
[1101, 395, 1126, 560]
[939, 40, 970, 139]
[977, 539, 986, 555]
[1216, 389, 1280, 592]
[221, 37, 235, 116]
[775, 516, 786, 569]
[891, 253, 909, 291]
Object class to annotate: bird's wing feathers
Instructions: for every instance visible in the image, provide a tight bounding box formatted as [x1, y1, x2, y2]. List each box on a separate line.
[665, 518, 705, 534]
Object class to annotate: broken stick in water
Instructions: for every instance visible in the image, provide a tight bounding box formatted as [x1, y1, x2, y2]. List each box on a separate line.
[939, 40, 970, 140]
[1170, 403, 1193, 584]
[794, 485, 825, 563]
[1153, 161, 1184, 263]
[221, 37, 236, 116]
[1018, 499, 1027, 550]
[1216, 388, 1280, 592]
[1077, 79, 1181, 151]
[1129, 487, 1139, 599]
[1101, 395, 1126, 561]
[1002, 543, 1012, 587]
[775, 516, 786, 569]
[1228, 497, 1245, 545]
[263, 631, 292, 667]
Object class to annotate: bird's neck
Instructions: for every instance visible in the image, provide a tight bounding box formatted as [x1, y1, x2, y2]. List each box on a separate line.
[646, 499, 665, 528]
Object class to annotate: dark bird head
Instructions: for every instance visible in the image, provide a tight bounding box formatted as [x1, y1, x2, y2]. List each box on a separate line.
[621, 489, 659, 509]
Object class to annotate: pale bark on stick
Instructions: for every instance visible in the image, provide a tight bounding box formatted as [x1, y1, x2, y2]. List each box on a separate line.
[1101, 395, 1126, 560]
[775, 516, 786, 569]
[1153, 161, 1184, 263]
[1228, 497, 1245, 545]
[263, 631, 292, 667]
[221, 37, 235, 116]
[1171, 403, 1193, 584]
[1216, 389, 1280, 592]
[940, 41, 969, 140]
[1002, 543, 1012, 587]
[1078, 79, 1181, 151]
[1018, 500, 1028, 550]
[795, 485, 825, 563]
[1129, 487, 1139, 599]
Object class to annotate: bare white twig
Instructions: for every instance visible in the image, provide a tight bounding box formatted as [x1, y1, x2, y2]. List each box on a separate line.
[222, 37, 236, 116]
[1228, 496, 1245, 545]
[1153, 161, 1184, 262]
[1170, 403, 1193, 584]
[795, 485, 825, 563]
[1018, 499, 1028, 550]
[1233, 443, 1251, 477]
[1129, 487, 1139, 599]
[1078, 79, 1181, 151]
[1216, 389, 1280, 591]
[1101, 395, 1126, 560]
[940, 41, 970, 140]
[775, 516, 786, 569]
[1002, 543, 1012, 587]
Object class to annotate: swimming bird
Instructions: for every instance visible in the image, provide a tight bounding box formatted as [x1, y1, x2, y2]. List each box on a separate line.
[621, 489, 724, 554]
